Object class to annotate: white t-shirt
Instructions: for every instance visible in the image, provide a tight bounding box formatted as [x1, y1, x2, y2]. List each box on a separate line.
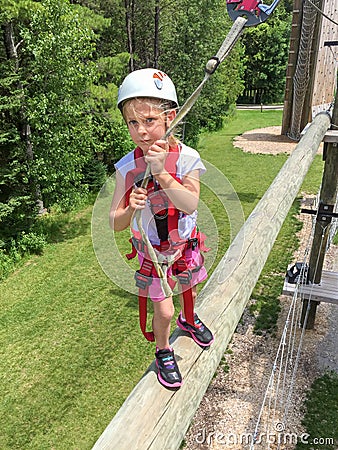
[115, 143, 206, 245]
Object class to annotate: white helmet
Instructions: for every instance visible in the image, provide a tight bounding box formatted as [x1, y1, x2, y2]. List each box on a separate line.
[117, 68, 178, 111]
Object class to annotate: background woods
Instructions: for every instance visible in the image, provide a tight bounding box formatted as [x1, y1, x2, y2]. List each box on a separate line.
[0, 0, 291, 276]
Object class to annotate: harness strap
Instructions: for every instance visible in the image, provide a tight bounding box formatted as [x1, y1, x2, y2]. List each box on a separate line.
[136, 258, 155, 342]
[131, 239, 200, 340]
[125, 145, 207, 339]
[172, 257, 196, 327]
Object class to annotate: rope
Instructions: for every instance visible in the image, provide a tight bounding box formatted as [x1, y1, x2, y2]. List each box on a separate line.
[164, 15, 248, 141]
[306, 0, 338, 27]
[139, 15, 248, 187]
[132, 16, 248, 293]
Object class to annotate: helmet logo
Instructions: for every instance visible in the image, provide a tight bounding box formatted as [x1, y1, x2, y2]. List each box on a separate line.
[153, 71, 166, 90]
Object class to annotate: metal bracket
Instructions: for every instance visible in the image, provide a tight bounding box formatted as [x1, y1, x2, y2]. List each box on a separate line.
[285, 262, 308, 284]
[301, 203, 338, 223]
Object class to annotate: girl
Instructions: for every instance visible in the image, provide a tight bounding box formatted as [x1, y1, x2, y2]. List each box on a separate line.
[110, 68, 213, 389]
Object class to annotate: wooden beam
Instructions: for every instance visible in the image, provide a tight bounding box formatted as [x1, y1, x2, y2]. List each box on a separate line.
[323, 130, 338, 143]
[283, 270, 338, 304]
[92, 112, 331, 450]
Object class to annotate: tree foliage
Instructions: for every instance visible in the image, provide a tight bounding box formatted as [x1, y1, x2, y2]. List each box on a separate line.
[0, 0, 291, 267]
[0, 0, 97, 252]
[239, 2, 292, 103]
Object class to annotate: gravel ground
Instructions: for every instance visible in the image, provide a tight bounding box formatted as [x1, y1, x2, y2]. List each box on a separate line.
[183, 127, 337, 450]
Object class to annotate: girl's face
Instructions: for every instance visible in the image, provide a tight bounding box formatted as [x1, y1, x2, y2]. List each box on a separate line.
[123, 98, 176, 154]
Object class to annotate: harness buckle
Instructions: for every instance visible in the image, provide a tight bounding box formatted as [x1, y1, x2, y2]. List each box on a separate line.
[187, 237, 199, 250]
[176, 270, 192, 285]
[135, 271, 153, 290]
[132, 236, 145, 254]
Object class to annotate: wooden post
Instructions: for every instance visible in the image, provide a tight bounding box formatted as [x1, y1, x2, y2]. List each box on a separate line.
[92, 112, 330, 450]
[301, 92, 338, 329]
[281, 0, 303, 135]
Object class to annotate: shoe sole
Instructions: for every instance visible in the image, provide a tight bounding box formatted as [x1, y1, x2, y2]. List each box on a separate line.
[176, 319, 215, 347]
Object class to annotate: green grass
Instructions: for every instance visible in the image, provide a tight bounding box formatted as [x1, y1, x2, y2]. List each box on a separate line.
[0, 218, 154, 449]
[0, 110, 325, 449]
[199, 110, 323, 331]
[295, 372, 338, 450]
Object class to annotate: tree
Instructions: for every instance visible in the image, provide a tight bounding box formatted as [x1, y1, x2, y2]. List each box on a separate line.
[239, 3, 292, 104]
[0, 0, 44, 244]
[0, 0, 96, 249]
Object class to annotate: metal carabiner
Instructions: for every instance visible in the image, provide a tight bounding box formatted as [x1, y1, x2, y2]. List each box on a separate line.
[226, 0, 281, 27]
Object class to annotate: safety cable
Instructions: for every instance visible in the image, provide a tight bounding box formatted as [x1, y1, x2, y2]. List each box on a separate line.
[283, 222, 329, 411]
[139, 16, 247, 189]
[164, 16, 247, 141]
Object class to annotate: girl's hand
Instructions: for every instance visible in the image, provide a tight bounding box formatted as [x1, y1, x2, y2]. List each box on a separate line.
[129, 187, 147, 210]
[145, 139, 168, 175]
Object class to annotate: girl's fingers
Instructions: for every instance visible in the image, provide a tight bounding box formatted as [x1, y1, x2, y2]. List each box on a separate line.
[149, 139, 168, 153]
[129, 187, 147, 209]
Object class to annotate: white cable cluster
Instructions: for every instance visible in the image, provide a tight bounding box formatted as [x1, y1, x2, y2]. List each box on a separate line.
[250, 195, 331, 449]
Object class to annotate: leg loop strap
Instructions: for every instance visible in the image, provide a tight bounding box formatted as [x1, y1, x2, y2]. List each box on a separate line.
[137, 258, 155, 342]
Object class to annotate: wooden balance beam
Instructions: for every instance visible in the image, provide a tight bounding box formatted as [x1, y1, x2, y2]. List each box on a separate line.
[92, 112, 331, 450]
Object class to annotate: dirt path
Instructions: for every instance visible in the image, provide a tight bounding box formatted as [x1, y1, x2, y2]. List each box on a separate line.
[232, 125, 324, 155]
[183, 127, 337, 450]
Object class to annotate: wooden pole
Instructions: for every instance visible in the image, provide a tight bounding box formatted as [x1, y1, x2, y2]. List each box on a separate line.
[281, 0, 303, 135]
[92, 112, 331, 450]
[301, 93, 338, 329]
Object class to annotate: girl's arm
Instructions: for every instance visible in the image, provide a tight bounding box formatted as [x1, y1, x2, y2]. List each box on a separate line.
[145, 140, 200, 214]
[154, 169, 200, 215]
[109, 170, 147, 231]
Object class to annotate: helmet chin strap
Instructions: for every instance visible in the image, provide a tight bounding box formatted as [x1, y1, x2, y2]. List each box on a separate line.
[165, 114, 170, 138]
